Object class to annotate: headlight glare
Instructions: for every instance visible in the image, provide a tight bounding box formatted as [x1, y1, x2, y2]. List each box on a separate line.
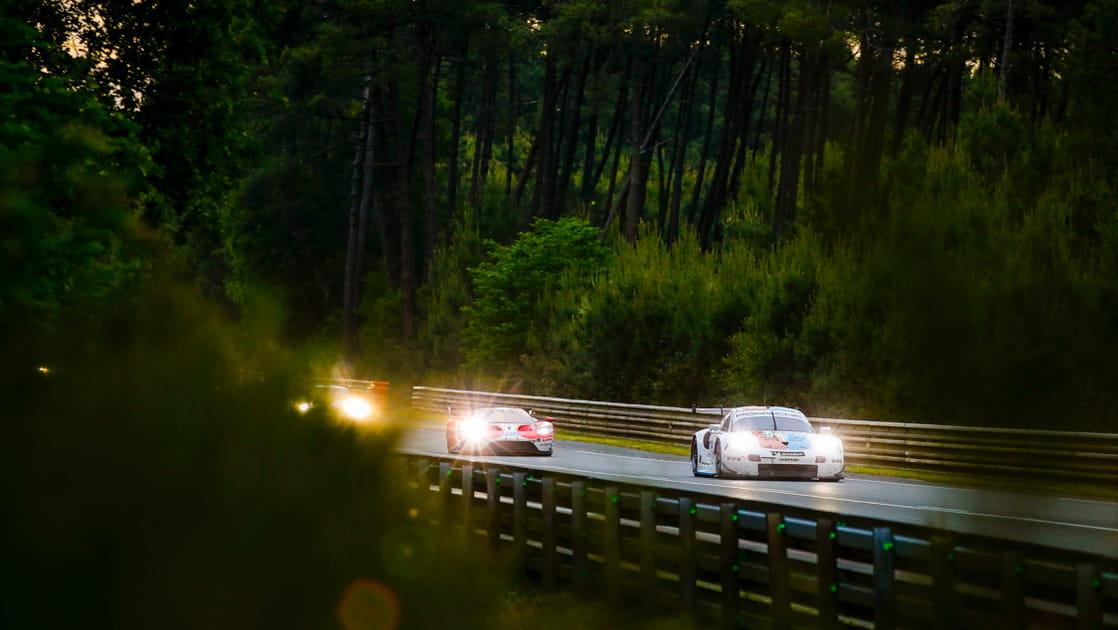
[338, 396, 373, 421]
[535, 422, 553, 436]
[461, 419, 488, 442]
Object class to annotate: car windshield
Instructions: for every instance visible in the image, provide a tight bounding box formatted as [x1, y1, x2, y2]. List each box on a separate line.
[474, 408, 532, 424]
[731, 413, 814, 433]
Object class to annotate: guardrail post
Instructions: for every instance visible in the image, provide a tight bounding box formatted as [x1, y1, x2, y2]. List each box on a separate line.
[486, 468, 501, 550]
[416, 458, 430, 494]
[513, 472, 527, 559]
[541, 476, 557, 588]
[873, 526, 896, 630]
[815, 518, 838, 629]
[571, 481, 589, 592]
[1076, 562, 1102, 630]
[720, 503, 740, 628]
[1001, 551, 1024, 628]
[931, 535, 957, 630]
[766, 513, 790, 627]
[639, 491, 657, 607]
[604, 487, 622, 602]
[461, 464, 474, 541]
[438, 461, 453, 522]
[679, 497, 697, 609]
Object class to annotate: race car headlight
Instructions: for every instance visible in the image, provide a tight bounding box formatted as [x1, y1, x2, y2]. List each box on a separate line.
[723, 432, 759, 449]
[294, 400, 313, 414]
[460, 419, 488, 442]
[534, 422, 553, 436]
[815, 435, 843, 455]
[337, 396, 373, 421]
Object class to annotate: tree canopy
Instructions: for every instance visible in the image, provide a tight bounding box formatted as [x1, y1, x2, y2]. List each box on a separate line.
[7, 0, 1118, 429]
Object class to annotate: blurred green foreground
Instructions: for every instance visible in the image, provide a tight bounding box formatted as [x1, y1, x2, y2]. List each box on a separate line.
[1, 282, 702, 629]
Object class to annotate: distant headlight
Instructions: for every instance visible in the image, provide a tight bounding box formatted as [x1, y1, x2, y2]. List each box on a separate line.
[295, 400, 313, 414]
[534, 422, 553, 436]
[337, 396, 373, 421]
[460, 418, 488, 442]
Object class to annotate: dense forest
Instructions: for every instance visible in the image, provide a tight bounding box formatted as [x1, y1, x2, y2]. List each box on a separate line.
[5, 0, 1118, 430]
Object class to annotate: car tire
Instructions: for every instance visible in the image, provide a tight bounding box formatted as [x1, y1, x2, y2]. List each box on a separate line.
[690, 439, 700, 476]
[713, 441, 723, 478]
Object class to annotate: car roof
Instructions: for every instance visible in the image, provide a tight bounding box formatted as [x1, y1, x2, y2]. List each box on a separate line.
[731, 406, 806, 417]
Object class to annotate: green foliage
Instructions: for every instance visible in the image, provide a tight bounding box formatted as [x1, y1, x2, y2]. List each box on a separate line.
[722, 229, 825, 408]
[747, 140, 1118, 429]
[463, 218, 611, 378]
[0, 19, 149, 331]
[415, 210, 487, 379]
[528, 227, 756, 405]
[1, 277, 503, 630]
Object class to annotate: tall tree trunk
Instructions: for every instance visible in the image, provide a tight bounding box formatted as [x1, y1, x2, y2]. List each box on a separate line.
[471, 59, 498, 208]
[419, 53, 440, 279]
[688, 51, 720, 230]
[728, 48, 767, 200]
[624, 50, 649, 243]
[666, 54, 699, 244]
[774, 47, 813, 240]
[587, 73, 628, 202]
[446, 46, 467, 229]
[506, 55, 517, 196]
[555, 49, 590, 218]
[999, 0, 1016, 104]
[892, 45, 916, 156]
[343, 79, 373, 365]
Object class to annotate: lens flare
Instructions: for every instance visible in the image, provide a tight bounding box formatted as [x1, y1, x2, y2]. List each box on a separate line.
[338, 396, 373, 421]
[337, 579, 400, 630]
[460, 418, 488, 442]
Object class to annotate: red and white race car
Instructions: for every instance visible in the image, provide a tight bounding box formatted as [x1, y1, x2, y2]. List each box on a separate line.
[691, 406, 843, 480]
[446, 407, 554, 456]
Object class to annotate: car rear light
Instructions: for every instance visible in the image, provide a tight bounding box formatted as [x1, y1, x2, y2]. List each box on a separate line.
[534, 422, 554, 436]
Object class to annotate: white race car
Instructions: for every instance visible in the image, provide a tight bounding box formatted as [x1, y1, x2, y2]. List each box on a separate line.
[691, 406, 843, 480]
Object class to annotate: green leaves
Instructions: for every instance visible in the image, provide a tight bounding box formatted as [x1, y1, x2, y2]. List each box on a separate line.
[0, 28, 149, 330]
[462, 218, 611, 376]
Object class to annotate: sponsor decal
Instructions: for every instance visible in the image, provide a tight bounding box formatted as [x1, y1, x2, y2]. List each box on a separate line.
[772, 451, 805, 457]
[778, 457, 800, 462]
[785, 433, 812, 450]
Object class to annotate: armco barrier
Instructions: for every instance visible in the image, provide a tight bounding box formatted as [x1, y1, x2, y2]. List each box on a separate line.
[403, 454, 1118, 629]
[410, 386, 1118, 484]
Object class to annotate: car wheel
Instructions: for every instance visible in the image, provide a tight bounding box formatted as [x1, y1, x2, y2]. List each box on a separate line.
[713, 441, 723, 478]
[690, 440, 699, 476]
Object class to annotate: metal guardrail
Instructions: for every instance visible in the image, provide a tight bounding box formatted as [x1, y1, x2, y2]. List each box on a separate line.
[410, 387, 1118, 484]
[402, 454, 1118, 629]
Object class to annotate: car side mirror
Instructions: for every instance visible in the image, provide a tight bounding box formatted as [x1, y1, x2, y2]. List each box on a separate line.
[708, 423, 720, 432]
